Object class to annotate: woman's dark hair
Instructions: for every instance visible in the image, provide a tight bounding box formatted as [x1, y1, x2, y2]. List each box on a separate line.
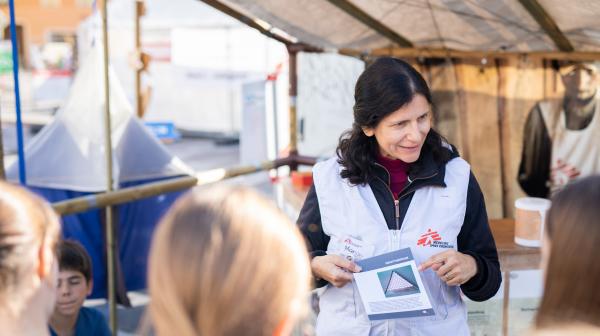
[336, 57, 451, 185]
[535, 175, 600, 329]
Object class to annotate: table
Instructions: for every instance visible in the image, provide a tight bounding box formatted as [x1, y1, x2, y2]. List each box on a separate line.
[489, 219, 541, 336]
[489, 219, 541, 272]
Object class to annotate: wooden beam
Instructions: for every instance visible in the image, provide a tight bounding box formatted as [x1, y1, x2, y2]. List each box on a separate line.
[518, 0, 574, 52]
[52, 155, 318, 216]
[365, 47, 600, 61]
[198, 0, 297, 46]
[197, 0, 338, 55]
[327, 0, 413, 47]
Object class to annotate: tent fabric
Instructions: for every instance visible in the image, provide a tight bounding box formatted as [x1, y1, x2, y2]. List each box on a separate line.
[30, 180, 186, 298]
[29, 187, 108, 298]
[540, 0, 600, 51]
[6, 44, 194, 297]
[215, 0, 600, 52]
[6, 44, 193, 191]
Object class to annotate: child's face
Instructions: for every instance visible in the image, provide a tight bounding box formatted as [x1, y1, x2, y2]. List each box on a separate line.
[54, 269, 92, 316]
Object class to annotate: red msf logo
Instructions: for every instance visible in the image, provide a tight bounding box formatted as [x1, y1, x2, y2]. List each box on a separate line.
[417, 229, 442, 246]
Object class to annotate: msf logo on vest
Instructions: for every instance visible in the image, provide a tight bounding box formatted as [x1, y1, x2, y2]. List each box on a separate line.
[417, 229, 454, 248]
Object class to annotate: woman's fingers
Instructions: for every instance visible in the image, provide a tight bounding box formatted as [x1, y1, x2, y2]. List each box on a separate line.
[310, 254, 361, 288]
[420, 250, 478, 286]
[418, 250, 452, 271]
[331, 255, 362, 273]
[329, 267, 354, 287]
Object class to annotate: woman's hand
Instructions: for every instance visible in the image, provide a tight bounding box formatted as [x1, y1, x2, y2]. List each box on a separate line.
[311, 254, 362, 288]
[418, 250, 477, 286]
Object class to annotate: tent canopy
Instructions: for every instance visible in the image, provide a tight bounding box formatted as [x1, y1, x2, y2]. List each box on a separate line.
[200, 0, 600, 55]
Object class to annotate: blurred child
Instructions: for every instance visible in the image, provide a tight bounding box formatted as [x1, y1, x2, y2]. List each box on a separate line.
[49, 240, 111, 336]
[0, 181, 61, 335]
[532, 175, 600, 334]
[147, 185, 311, 336]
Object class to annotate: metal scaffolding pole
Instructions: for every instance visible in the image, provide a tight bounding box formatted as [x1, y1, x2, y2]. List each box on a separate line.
[8, 0, 26, 184]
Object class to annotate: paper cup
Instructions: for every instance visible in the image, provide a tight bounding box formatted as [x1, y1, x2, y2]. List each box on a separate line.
[514, 197, 551, 247]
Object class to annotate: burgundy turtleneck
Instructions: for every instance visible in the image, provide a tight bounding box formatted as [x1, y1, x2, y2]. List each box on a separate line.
[376, 153, 410, 199]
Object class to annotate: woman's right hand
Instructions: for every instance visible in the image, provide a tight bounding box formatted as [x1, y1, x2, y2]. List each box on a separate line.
[311, 254, 362, 288]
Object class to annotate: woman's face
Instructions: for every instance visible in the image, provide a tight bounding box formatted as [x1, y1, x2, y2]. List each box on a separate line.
[362, 94, 431, 163]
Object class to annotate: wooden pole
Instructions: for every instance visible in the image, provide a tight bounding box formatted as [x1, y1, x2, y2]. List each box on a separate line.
[52, 157, 314, 216]
[502, 271, 510, 336]
[287, 46, 298, 171]
[496, 59, 509, 218]
[326, 0, 413, 47]
[517, 0, 573, 52]
[135, 0, 144, 118]
[53, 176, 198, 216]
[100, 0, 117, 332]
[366, 47, 600, 61]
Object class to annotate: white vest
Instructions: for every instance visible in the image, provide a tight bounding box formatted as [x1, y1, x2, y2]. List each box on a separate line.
[313, 157, 471, 336]
[539, 97, 600, 194]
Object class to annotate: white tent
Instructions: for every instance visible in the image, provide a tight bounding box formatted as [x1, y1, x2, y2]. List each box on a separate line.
[76, 0, 288, 135]
[6, 43, 193, 191]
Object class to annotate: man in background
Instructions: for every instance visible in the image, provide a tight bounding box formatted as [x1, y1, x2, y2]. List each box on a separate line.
[518, 61, 600, 198]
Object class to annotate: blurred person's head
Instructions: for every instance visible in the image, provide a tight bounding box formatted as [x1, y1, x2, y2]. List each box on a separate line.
[0, 181, 61, 334]
[529, 323, 600, 336]
[536, 175, 600, 329]
[556, 61, 600, 101]
[147, 185, 311, 336]
[52, 240, 93, 318]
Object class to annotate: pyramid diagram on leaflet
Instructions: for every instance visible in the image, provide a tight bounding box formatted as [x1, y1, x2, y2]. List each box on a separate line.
[385, 271, 417, 295]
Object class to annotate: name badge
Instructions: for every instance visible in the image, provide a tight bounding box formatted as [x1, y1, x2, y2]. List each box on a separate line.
[335, 235, 375, 261]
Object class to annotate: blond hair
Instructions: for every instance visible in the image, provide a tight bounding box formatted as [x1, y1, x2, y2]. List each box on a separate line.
[0, 181, 60, 311]
[148, 185, 311, 336]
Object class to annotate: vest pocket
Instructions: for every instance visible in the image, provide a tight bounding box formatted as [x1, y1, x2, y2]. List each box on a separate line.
[352, 281, 370, 322]
[435, 186, 461, 210]
[320, 283, 356, 318]
[418, 271, 451, 321]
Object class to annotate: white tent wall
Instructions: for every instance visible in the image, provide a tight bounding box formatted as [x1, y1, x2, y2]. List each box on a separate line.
[240, 80, 268, 165]
[76, 0, 288, 135]
[297, 52, 364, 157]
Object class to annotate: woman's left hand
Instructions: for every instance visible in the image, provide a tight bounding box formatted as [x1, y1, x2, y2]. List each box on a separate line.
[418, 250, 477, 286]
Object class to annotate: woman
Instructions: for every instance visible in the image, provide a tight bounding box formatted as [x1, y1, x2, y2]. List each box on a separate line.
[533, 175, 600, 334]
[0, 181, 61, 335]
[147, 185, 311, 336]
[298, 57, 501, 335]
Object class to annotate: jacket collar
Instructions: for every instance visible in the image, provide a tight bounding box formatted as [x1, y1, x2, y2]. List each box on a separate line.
[371, 146, 456, 192]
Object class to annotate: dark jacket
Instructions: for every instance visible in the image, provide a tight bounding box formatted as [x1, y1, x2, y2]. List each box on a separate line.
[297, 147, 502, 302]
[517, 104, 552, 198]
